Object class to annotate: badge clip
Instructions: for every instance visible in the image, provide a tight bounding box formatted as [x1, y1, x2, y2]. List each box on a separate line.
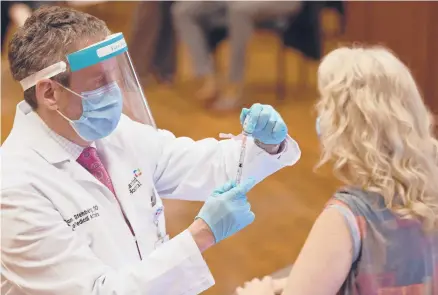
[154, 234, 169, 249]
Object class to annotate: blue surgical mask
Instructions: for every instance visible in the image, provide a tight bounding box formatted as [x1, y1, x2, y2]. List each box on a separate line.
[57, 82, 123, 141]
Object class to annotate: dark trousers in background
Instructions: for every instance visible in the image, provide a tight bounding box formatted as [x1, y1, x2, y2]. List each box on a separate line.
[129, 1, 176, 83]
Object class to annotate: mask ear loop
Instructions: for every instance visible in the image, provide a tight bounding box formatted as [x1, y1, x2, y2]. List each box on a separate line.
[53, 83, 92, 143]
[18, 61, 80, 122]
[55, 81, 83, 99]
[56, 109, 75, 124]
[54, 82, 85, 123]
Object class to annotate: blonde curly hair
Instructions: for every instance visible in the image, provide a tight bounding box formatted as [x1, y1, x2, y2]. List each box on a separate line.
[316, 45, 438, 231]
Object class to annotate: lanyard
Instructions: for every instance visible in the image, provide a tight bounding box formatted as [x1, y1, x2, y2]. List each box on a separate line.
[151, 188, 169, 248]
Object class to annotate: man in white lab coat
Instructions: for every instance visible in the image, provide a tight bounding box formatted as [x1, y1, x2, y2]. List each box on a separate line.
[1, 6, 301, 295]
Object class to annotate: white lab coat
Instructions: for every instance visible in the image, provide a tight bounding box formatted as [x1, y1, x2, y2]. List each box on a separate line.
[0, 101, 301, 295]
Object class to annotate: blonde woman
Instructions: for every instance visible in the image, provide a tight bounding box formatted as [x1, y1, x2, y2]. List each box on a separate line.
[236, 46, 438, 295]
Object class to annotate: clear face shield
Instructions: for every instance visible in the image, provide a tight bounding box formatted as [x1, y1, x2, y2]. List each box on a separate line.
[19, 33, 156, 141]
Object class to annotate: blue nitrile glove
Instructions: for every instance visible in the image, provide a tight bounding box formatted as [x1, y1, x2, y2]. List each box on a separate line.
[196, 178, 256, 243]
[240, 103, 288, 145]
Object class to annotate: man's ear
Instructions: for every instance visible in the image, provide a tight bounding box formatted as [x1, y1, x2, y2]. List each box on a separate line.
[35, 79, 60, 110]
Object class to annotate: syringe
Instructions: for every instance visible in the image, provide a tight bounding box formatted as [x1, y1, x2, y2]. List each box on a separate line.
[236, 118, 252, 185]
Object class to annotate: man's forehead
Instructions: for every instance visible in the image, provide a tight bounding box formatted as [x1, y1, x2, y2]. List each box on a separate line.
[65, 34, 123, 86]
[74, 59, 117, 76]
[68, 57, 119, 91]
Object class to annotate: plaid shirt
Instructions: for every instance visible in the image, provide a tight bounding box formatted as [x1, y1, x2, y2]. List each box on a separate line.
[326, 188, 438, 295]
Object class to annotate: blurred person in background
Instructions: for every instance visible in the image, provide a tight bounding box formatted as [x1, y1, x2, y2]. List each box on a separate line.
[235, 46, 438, 295]
[1, 1, 106, 50]
[2, 1, 36, 48]
[129, 1, 176, 85]
[172, 1, 302, 111]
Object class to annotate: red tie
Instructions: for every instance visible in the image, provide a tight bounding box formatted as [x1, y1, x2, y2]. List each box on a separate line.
[77, 147, 116, 195]
[77, 147, 143, 259]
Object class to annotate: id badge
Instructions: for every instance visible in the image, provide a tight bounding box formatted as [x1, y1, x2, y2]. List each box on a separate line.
[154, 234, 170, 249]
[152, 204, 168, 249]
[151, 189, 157, 207]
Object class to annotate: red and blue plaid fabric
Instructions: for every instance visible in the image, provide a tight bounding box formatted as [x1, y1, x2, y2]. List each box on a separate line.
[326, 187, 438, 295]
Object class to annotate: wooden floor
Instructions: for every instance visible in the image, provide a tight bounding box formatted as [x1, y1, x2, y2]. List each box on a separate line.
[1, 3, 342, 294]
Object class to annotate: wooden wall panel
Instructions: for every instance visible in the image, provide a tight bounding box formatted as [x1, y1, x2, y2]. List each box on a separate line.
[344, 2, 438, 114]
[425, 3, 438, 113]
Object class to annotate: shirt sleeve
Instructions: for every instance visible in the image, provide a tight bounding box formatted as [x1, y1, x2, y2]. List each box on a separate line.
[1, 185, 214, 295]
[153, 129, 301, 201]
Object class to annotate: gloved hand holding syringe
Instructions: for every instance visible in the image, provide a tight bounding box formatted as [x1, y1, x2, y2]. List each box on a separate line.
[219, 104, 288, 184]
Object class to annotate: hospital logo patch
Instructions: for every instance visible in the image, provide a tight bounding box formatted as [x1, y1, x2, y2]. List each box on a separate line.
[133, 169, 142, 177]
[129, 168, 142, 195]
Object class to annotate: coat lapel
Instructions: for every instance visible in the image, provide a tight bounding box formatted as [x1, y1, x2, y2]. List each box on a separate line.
[12, 101, 114, 201]
[96, 138, 157, 232]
